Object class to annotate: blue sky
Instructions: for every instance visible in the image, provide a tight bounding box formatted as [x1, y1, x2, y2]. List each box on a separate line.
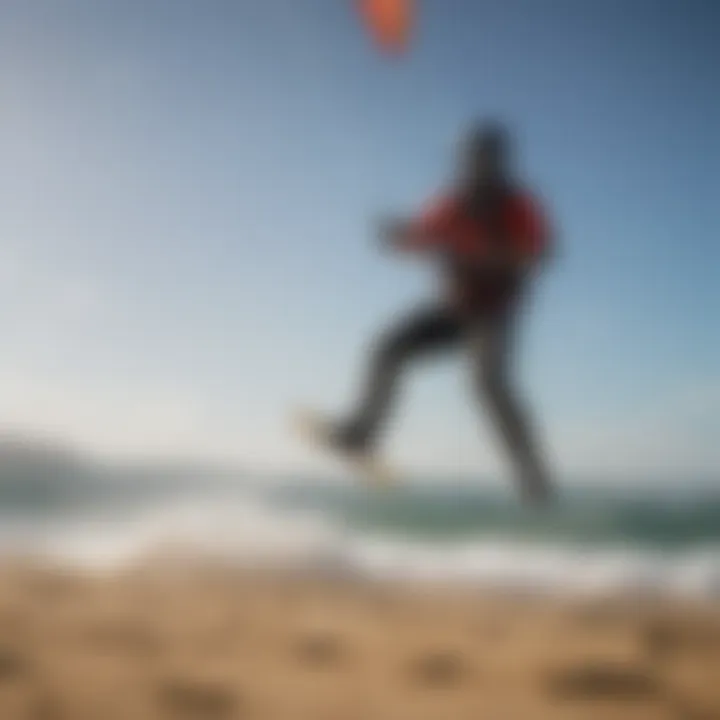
[0, 0, 718, 477]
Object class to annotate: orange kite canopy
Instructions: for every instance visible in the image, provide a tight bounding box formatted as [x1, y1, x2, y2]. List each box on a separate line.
[357, 0, 415, 55]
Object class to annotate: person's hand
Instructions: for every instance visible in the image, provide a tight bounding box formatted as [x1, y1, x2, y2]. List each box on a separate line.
[376, 215, 410, 250]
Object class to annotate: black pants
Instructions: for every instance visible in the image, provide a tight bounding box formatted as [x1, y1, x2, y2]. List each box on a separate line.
[340, 303, 551, 501]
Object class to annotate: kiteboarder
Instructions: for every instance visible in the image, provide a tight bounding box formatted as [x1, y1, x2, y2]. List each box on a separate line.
[304, 121, 556, 504]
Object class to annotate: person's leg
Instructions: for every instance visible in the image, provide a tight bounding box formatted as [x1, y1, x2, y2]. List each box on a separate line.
[469, 310, 554, 504]
[335, 304, 462, 452]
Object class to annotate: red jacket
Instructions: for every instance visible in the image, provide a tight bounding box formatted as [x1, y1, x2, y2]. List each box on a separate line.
[405, 188, 551, 313]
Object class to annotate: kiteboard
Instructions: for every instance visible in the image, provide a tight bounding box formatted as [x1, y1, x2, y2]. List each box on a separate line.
[292, 407, 396, 488]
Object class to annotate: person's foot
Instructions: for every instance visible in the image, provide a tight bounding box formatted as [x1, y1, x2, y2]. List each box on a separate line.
[522, 481, 555, 506]
[518, 471, 556, 506]
[295, 409, 371, 456]
[294, 409, 395, 487]
[317, 417, 395, 486]
[326, 420, 372, 458]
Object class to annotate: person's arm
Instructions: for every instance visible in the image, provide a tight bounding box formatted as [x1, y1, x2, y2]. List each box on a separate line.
[376, 216, 419, 248]
[377, 195, 459, 253]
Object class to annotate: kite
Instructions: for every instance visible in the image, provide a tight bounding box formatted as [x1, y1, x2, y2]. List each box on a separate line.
[357, 0, 415, 55]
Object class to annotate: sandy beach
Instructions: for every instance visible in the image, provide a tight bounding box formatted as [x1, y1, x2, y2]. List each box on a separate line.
[0, 562, 717, 719]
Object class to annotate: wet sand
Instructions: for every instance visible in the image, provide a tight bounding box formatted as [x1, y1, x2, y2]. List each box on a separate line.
[0, 562, 719, 719]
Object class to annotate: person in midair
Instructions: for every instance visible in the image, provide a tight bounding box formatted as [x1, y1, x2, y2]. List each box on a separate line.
[318, 121, 555, 504]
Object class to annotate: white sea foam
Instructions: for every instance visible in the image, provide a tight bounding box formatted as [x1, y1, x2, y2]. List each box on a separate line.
[3, 489, 720, 601]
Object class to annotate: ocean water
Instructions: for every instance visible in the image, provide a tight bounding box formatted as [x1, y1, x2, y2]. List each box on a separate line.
[0, 460, 719, 600]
